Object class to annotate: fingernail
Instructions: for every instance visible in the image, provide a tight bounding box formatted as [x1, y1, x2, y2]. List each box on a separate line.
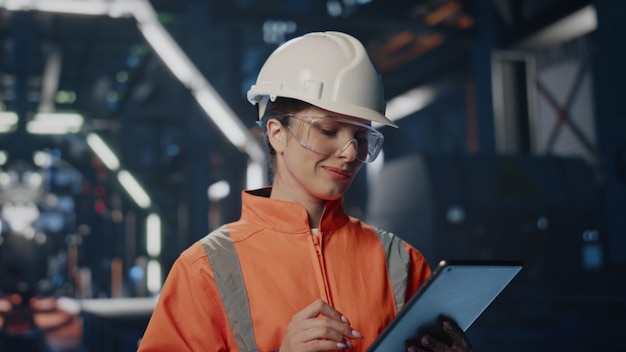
[346, 340, 354, 348]
[341, 315, 351, 324]
[337, 342, 348, 349]
[444, 321, 453, 330]
[421, 336, 431, 346]
[352, 329, 363, 338]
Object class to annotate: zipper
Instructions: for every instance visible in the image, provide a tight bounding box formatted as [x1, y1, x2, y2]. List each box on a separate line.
[311, 232, 333, 306]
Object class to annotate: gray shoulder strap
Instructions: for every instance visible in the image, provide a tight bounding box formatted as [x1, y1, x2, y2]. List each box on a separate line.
[374, 228, 411, 312]
[200, 225, 257, 351]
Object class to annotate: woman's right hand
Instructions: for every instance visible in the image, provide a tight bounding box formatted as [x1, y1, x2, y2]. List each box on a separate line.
[279, 299, 363, 351]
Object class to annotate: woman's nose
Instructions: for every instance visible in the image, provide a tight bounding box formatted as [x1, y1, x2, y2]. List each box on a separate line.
[338, 138, 359, 162]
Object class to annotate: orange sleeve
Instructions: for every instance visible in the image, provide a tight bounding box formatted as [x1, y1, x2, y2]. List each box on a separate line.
[137, 244, 232, 352]
[403, 243, 432, 302]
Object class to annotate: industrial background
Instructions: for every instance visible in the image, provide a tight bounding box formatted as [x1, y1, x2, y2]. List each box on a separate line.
[0, 0, 624, 351]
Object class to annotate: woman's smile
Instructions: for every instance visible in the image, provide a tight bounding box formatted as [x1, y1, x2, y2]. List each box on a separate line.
[322, 165, 354, 181]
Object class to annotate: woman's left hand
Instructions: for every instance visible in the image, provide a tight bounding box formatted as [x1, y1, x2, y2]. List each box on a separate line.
[406, 320, 472, 352]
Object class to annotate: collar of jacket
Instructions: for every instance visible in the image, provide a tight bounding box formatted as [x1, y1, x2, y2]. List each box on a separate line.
[240, 187, 350, 234]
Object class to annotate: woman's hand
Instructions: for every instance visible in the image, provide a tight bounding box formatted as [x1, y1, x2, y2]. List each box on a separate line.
[407, 320, 472, 352]
[279, 299, 363, 352]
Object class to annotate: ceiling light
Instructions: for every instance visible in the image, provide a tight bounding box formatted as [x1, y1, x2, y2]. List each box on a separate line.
[146, 259, 162, 294]
[207, 180, 230, 202]
[246, 161, 264, 190]
[385, 87, 436, 123]
[133, 1, 265, 164]
[1, 0, 267, 190]
[117, 169, 151, 209]
[146, 213, 161, 257]
[517, 5, 597, 49]
[192, 89, 248, 148]
[27, 112, 84, 134]
[86, 133, 120, 171]
[0, 0, 132, 17]
[1, 202, 39, 234]
[33, 150, 55, 167]
[0, 112, 18, 133]
[137, 20, 199, 88]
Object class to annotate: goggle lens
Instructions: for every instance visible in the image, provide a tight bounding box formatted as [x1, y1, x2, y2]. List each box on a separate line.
[285, 115, 383, 163]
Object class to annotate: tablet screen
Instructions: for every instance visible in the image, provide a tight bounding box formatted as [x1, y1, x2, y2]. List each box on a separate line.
[367, 260, 522, 351]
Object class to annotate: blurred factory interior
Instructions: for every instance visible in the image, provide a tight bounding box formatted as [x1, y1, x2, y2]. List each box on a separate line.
[0, 0, 624, 351]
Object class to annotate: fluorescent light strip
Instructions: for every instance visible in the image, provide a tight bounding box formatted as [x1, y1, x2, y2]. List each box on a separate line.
[192, 89, 247, 146]
[246, 160, 264, 190]
[146, 213, 161, 257]
[517, 5, 597, 49]
[0, 112, 18, 133]
[0, 112, 18, 124]
[385, 87, 436, 122]
[26, 123, 81, 134]
[138, 21, 199, 88]
[146, 259, 162, 294]
[132, 1, 265, 164]
[34, 112, 83, 125]
[26, 112, 84, 134]
[117, 169, 151, 209]
[86, 133, 120, 171]
[1, 0, 133, 17]
[3, 0, 107, 15]
[0, 0, 264, 163]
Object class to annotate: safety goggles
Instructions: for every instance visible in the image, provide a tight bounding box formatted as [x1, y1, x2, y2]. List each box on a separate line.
[281, 114, 384, 163]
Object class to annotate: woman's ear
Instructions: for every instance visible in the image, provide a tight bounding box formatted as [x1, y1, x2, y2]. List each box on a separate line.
[266, 118, 286, 154]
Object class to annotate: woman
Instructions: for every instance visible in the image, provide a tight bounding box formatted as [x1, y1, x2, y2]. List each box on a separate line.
[138, 31, 471, 352]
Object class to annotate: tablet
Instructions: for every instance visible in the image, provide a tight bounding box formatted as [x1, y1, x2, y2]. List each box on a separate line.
[367, 260, 523, 351]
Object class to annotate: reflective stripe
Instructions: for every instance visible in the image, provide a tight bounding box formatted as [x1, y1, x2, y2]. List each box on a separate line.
[201, 225, 409, 350]
[201, 225, 257, 351]
[375, 228, 410, 313]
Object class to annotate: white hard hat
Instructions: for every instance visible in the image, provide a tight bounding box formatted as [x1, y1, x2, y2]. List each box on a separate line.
[247, 31, 397, 127]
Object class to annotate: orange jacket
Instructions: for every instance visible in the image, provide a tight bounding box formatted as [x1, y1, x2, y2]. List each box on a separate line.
[138, 188, 431, 351]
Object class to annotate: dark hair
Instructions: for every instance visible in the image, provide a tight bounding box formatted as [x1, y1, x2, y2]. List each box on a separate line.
[260, 97, 312, 176]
